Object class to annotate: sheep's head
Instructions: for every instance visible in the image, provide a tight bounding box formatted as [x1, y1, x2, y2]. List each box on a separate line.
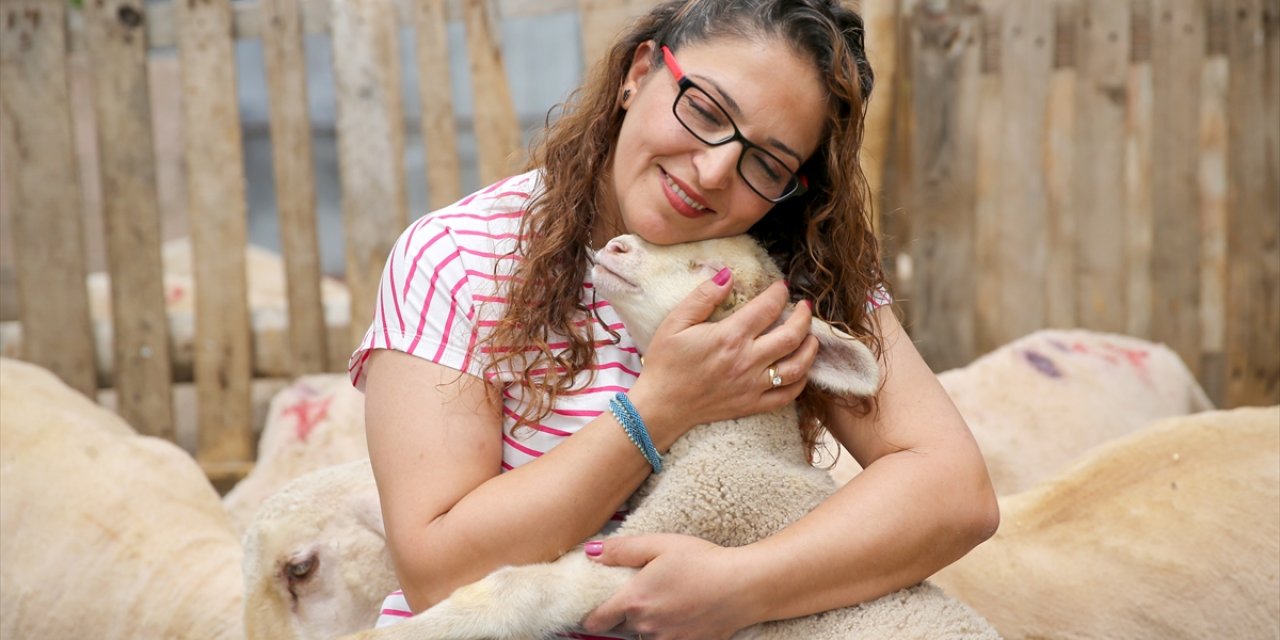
[592, 234, 880, 398]
[242, 459, 397, 640]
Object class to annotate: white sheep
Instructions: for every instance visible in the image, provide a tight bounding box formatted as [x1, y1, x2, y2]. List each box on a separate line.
[931, 405, 1280, 639]
[823, 329, 1215, 494]
[0, 357, 243, 640]
[242, 459, 398, 639]
[342, 234, 998, 639]
[224, 374, 369, 533]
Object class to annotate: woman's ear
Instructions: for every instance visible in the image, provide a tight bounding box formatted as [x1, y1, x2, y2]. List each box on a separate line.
[621, 39, 658, 98]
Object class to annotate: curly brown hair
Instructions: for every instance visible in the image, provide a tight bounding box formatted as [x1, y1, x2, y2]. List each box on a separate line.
[481, 0, 885, 457]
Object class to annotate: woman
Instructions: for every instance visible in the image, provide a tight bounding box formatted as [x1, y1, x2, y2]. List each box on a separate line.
[349, 0, 999, 637]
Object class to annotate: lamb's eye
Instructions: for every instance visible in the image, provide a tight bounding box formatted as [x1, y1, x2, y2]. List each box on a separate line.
[285, 555, 317, 583]
[688, 260, 700, 272]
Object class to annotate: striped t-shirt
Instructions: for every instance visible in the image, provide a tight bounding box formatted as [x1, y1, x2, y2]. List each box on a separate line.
[348, 170, 890, 635]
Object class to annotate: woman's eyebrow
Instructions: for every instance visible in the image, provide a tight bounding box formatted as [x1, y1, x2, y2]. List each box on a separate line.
[690, 72, 804, 165]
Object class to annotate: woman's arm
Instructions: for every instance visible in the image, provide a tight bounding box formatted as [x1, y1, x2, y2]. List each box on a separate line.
[365, 277, 816, 613]
[582, 307, 998, 635]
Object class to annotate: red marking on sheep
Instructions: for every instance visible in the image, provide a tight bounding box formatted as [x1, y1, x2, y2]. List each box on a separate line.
[166, 284, 186, 305]
[281, 395, 333, 442]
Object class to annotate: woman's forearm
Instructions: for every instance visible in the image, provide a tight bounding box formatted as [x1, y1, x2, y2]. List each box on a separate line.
[734, 445, 999, 625]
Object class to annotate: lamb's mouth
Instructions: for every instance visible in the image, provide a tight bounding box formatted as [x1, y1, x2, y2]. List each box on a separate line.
[592, 263, 640, 291]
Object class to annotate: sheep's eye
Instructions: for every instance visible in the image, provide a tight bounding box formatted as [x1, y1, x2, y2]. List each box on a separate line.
[285, 555, 317, 583]
[688, 260, 699, 272]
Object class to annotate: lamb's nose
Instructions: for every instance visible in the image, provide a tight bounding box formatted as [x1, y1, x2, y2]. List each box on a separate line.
[604, 236, 634, 255]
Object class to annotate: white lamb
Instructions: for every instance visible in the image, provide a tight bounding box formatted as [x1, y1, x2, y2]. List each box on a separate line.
[824, 329, 1215, 495]
[931, 405, 1280, 639]
[242, 459, 398, 639]
[0, 357, 243, 640]
[224, 374, 369, 533]
[343, 234, 998, 639]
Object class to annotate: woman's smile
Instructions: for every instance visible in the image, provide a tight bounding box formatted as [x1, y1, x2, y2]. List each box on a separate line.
[660, 167, 713, 218]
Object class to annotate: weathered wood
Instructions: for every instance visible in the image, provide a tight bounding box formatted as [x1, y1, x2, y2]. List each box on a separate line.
[176, 0, 254, 464]
[861, 0, 900, 236]
[262, 0, 329, 375]
[332, 0, 410, 350]
[1044, 0, 1079, 329]
[1198, 1, 1229, 406]
[901, 0, 981, 369]
[1123, 0, 1153, 339]
[1225, 0, 1279, 406]
[412, 0, 464, 209]
[1073, 0, 1130, 333]
[576, 0, 652, 71]
[1149, 0, 1205, 376]
[83, 0, 176, 438]
[0, 0, 97, 397]
[995, 0, 1052, 345]
[463, 0, 522, 183]
[973, 0, 1004, 355]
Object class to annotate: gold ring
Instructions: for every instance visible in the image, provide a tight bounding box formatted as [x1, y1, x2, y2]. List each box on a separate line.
[768, 367, 783, 388]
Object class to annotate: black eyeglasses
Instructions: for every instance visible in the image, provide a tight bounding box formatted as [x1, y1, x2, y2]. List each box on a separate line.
[661, 45, 808, 203]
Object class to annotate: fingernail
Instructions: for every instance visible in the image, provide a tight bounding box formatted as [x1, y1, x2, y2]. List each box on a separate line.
[584, 541, 604, 557]
[712, 268, 731, 286]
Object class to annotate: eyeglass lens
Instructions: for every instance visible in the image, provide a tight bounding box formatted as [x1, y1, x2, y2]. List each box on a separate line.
[673, 85, 799, 202]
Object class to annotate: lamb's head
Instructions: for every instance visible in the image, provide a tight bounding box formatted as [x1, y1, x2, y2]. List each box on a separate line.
[242, 459, 397, 640]
[592, 234, 881, 398]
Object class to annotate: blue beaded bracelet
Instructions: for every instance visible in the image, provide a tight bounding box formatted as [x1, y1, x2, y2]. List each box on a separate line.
[608, 392, 663, 474]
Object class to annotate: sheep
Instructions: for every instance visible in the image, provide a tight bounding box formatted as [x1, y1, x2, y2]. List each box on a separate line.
[242, 458, 398, 639]
[823, 329, 1215, 494]
[224, 374, 369, 533]
[0, 357, 243, 640]
[341, 233, 998, 639]
[931, 405, 1280, 639]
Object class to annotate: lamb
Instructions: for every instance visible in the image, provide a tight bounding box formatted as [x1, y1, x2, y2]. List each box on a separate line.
[931, 405, 1280, 639]
[823, 329, 1215, 494]
[0, 357, 243, 640]
[224, 374, 369, 533]
[242, 459, 398, 639]
[342, 233, 998, 639]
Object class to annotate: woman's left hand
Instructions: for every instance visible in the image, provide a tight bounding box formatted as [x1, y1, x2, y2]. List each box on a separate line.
[581, 534, 757, 639]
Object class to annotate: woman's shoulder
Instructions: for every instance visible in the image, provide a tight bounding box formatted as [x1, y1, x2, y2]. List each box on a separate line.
[397, 170, 543, 253]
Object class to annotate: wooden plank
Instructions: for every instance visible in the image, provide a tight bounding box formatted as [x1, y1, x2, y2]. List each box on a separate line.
[1045, 0, 1079, 328]
[176, 0, 254, 464]
[1149, 0, 1205, 375]
[82, 0, 176, 438]
[861, 0, 900, 236]
[901, 0, 982, 370]
[1225, 0, 1279, 406]
[576, 0, 651, 71]
[331, 0, 410, 350]
[412, 0, 464, 209]
[876, 0, 920, 309]
[996, 0, 1052, 345]
[1124, 0, 1154, 340]
[1198, 0, 1229, 406]
[0, 0, 97, 397]
[261, 0, 329, 375]
[973, 0, 1004, 355]
[463, 0, 522, 183]
[1073, 0, 1130, 332]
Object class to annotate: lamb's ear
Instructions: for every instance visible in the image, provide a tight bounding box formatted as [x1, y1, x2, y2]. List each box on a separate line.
[807, 317, 881, 398]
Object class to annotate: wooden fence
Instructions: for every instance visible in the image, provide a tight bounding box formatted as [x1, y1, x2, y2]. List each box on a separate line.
[0, 0, 1276, 484]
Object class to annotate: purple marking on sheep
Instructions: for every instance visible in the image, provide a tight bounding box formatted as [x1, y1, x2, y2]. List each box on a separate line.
[1047, 339, 1071, 353]
[1023, 350, 1063, 378]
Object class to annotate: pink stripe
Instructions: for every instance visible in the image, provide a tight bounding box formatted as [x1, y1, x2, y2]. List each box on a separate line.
[376, 287, 392, 349]
[434, 210, 524, 222]
[501, 460, 514, 471]
[430, 275, 471, 362]
[593, 361, 640, 377]
[407, 249, 462, 354]
[464, 269, 514, 282]
[565, 385, 631, 396]
[474, 294, 507, 303]
[402, 228, 452, 300]
[459, 246, 519, 261]
[387, 249, 405, 335]
[489, 190, 531, 200]
[551, 408, 604, 417]
[501, 406, 573, 437]
[452, 228, 524, 241]
[502, 433, 545, 458]
[380, 608, 413, 618]
[482, 175, 515, 193]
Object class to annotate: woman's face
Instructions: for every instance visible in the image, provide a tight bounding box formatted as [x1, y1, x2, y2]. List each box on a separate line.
[603, 37, 827, 246]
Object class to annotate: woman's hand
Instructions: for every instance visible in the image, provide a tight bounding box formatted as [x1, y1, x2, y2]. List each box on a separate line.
[581, 534, 759, 639]
[627, 273, 820, 448]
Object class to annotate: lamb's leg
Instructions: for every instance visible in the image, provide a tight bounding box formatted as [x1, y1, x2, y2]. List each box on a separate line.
[342, 552, 633, 640]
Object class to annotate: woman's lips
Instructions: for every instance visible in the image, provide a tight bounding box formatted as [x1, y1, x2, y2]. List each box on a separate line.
[660, 168, 713, 219]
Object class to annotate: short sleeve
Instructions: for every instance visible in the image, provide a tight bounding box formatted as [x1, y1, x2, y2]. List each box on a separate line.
[867, 282, 893, 312]
[348, 218, 486, 389]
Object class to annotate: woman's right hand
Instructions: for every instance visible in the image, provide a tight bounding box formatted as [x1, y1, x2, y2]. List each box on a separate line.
[625, 270, 819, 448]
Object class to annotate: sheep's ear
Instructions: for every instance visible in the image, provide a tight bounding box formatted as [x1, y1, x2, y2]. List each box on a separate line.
[807, 316, 881, 398]
[349, 487, 386, 540]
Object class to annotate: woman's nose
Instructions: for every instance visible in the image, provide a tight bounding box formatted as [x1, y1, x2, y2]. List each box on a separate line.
[693, 143, 738, 190]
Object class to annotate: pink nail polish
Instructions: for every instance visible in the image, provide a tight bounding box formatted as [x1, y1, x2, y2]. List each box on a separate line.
[712, 268, 731, 286]
[584, 541, 604, 557]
